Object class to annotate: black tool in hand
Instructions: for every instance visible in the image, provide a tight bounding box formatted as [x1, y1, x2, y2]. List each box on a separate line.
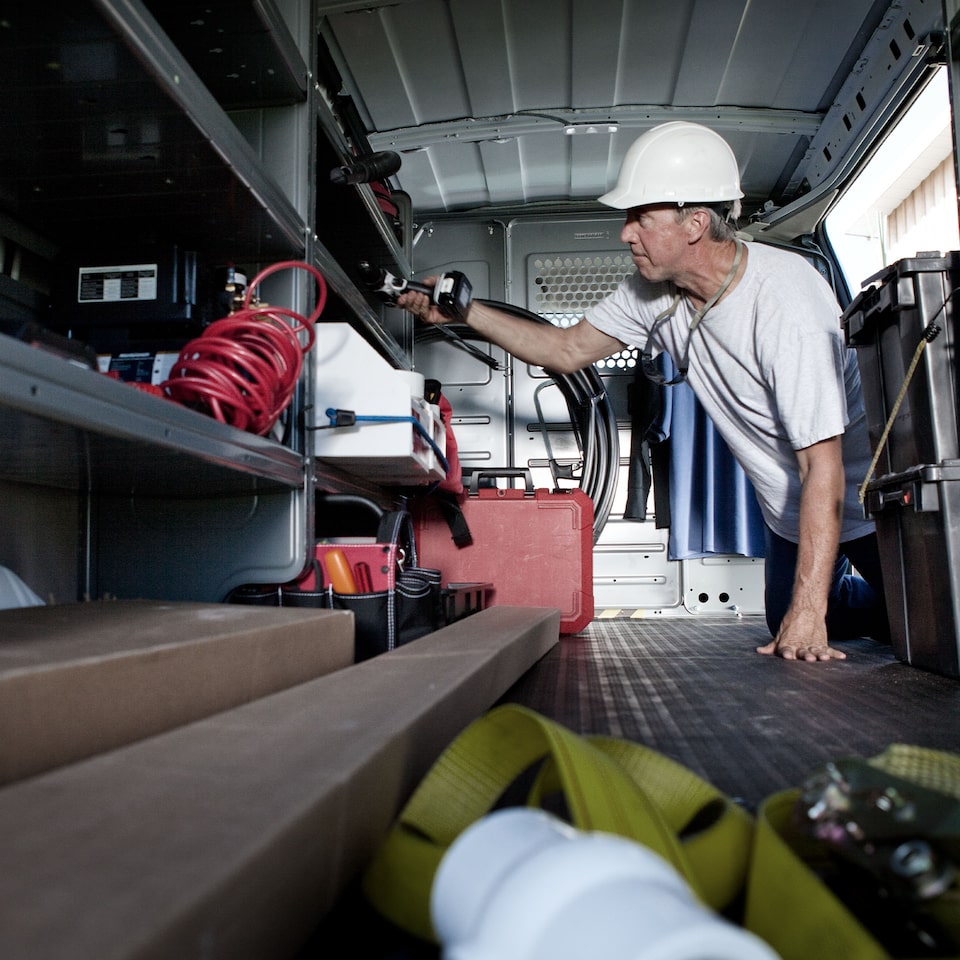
[357, 261, 473, 323]
[357, 261, 497, 369]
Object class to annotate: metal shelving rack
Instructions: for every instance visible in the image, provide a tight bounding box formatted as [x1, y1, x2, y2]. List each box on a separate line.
[0, 0, 412, 602]
[0, 334, 305, 494]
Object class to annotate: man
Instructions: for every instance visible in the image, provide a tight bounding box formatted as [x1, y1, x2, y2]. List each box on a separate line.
[399, 121, 888, 662]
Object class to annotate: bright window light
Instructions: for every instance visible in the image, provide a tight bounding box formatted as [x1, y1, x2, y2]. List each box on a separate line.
[826, 67, 958, 292]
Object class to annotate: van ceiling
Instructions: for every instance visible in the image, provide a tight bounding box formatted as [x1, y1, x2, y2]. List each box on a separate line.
[317, 0, 944, 225]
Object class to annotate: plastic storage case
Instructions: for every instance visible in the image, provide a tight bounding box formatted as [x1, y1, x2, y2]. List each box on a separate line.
[413, 469, 594, 634]
[843, 251, 960, 476]
[845, 252, 960, 677]
[863, 461, 960, 678]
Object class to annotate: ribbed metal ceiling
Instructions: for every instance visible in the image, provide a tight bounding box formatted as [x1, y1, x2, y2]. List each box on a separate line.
[317, 0, 943, 219]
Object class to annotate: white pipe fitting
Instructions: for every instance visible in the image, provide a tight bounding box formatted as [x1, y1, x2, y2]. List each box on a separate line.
[431, 808, 779, 960]
[0, 565, 44, 609]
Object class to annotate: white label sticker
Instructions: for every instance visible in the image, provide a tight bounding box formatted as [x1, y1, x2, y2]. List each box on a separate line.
[77, 264, 158, 304]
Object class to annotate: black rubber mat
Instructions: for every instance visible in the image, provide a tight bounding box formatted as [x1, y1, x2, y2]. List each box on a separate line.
[499, 615, 960, 807]
[302, 614, 960, 959]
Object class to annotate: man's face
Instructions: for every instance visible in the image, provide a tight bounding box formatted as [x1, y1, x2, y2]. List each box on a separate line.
[620, 204, 687, 281]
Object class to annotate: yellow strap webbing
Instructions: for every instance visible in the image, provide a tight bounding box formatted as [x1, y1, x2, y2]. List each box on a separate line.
[362, 703, 753, 942]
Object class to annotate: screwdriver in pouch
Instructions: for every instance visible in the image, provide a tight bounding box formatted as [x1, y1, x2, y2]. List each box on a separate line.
[353, 562, 373, 593]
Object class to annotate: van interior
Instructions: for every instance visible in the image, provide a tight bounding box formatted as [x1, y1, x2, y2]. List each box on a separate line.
[1, 1, 959, 957]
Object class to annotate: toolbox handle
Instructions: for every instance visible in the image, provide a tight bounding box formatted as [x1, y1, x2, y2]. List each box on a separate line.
[466, 468, 535, 495]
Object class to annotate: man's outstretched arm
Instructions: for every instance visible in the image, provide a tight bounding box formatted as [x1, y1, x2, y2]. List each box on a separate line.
[397, 280, 625, 374]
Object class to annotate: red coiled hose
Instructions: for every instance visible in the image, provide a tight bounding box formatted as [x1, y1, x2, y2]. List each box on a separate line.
[163, 260, 327, 435]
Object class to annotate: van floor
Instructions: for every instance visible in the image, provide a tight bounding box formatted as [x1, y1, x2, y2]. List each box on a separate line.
[303, 615, 960, 959]
[501, 614, 960, 807]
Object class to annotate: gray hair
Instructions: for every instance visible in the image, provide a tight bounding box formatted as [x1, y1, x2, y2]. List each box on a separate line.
[676, 201, 741, 241]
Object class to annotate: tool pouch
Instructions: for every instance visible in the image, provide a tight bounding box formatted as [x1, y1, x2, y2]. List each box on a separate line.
[317, 511, 443, 661]
[227, 510, 443, 662]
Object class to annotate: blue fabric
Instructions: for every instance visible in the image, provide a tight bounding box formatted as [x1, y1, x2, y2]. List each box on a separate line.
[650, 356, 766, 561]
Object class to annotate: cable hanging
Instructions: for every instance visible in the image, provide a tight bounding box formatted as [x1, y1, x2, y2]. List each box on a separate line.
[415, 299, 620, 541]
[858, 319, 941, 503]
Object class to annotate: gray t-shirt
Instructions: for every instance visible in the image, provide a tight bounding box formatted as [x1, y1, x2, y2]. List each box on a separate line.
[585, 240, 875, 543]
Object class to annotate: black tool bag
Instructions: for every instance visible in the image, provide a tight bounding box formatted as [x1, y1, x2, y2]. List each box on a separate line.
[320, 511, 443, 662]
[227, 509, 443, 662]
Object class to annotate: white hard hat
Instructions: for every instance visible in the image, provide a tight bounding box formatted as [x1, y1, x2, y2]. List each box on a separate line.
[598, 121, 744, 209]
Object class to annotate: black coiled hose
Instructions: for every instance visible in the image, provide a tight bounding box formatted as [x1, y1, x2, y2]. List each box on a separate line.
[415, 299, 620, 542]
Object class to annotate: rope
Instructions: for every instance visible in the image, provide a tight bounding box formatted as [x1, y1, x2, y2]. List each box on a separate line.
[414, 305, 621, 542]
[858, 319, 942, 504]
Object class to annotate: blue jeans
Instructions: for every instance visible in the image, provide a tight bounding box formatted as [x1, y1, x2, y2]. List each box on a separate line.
[763, 526, 890, 642]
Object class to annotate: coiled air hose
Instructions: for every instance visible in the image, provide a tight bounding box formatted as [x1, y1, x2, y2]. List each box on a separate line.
[163, 260, 327, 436]
[415, 299, 620, 541]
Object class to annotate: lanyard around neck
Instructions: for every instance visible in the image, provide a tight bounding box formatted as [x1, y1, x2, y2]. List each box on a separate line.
[643, 237, 745, 385]
[689, 236, 744, 333]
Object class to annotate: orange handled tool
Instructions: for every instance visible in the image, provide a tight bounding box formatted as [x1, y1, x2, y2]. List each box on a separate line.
[324, 548, 357, 594]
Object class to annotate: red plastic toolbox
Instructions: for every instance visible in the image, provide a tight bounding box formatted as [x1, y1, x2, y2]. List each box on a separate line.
[413, 470, 594, 633]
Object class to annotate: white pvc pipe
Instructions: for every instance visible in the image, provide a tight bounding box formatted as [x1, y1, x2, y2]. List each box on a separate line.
[431, 808, 780, 960]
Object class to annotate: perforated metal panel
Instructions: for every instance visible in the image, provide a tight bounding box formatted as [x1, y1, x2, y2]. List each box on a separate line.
[527, 251, 638, 371]
[529, 252, 632, 313]
[682, 557, 766, 616]
[512, 221, 632, 524]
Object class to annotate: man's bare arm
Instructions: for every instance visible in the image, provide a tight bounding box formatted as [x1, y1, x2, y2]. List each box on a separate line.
[397, 282, 625, 374]
[757, 435, 846, 662]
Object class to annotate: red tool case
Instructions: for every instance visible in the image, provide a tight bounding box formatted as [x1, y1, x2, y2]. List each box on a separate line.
[412, 470, 594, 634]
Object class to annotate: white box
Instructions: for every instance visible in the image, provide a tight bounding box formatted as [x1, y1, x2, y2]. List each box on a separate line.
[312, 323, 446, 484]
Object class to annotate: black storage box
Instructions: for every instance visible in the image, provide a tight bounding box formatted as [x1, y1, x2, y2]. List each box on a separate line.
[863, 461, 960, 678]
[843, 251, 960, 476]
